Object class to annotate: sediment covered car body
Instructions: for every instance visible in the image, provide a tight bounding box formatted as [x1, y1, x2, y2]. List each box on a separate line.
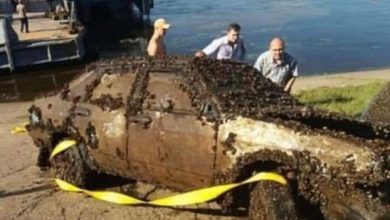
[27, 56, 390, 219]
[362, 82, 390, 126]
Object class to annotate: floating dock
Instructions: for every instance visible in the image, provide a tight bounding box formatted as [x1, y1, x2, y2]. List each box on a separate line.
[0, 0, 154, 72]
[0, 15, 84, 72]
[0, 0, 84, 72]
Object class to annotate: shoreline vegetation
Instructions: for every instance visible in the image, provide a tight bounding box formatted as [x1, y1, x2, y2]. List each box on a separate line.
[294, 82, 386, 117]
[293, 68, 390, 117]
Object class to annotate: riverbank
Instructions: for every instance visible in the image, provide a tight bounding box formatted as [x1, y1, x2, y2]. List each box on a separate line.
[292, 68, 390, 93]
[292, 68, 390, 117]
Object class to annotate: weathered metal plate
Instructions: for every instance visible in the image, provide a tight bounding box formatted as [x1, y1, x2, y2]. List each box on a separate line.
[67, 69, 104, 100]
[142, 72, 194, 112]
[88, 107, 128, 175]
[34, 96, 73, 127]
[216, 117, 377, 173]
[91, 72, 136, 103]
[127, 72, 216, 190]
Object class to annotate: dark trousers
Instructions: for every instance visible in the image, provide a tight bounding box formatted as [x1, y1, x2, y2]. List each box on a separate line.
[20, 17, 29, 33]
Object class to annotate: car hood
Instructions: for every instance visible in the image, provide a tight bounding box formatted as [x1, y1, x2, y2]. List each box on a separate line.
[218, 116, 379, 173]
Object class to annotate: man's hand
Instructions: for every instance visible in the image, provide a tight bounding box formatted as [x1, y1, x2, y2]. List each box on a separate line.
[195, 51, 206, 58]
[284, 77, 296, 93]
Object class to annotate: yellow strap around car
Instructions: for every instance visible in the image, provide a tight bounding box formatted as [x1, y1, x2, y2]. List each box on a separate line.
[11, 122, 29, 134]
[50, 140, 77, 160]
[52, 140, 287, 207]
[149, 172, 286, 207]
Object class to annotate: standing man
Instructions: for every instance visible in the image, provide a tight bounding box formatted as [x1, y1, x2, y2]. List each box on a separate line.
[147, 18, 170, 57]
[195, 23, 246, 61]
[254, 37, 298, 93]
[16, 0, 29, 33]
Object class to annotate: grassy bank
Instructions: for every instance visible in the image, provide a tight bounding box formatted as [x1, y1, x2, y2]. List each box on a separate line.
[293, 82, 386, 117]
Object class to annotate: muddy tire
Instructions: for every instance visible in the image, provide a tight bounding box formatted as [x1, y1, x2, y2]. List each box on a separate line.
[51, 143, 93, 188]
[248, 181, 297, 220]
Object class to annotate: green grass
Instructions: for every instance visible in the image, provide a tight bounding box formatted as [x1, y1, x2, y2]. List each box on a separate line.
[293, 82, 386, 117]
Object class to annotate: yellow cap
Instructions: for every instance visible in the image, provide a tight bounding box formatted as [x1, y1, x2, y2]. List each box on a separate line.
[154, 18, 171, 29]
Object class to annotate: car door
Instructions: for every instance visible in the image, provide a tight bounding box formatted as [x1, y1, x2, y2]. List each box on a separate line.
[127, 71, 217, 190]
[71, 71, 137, 175]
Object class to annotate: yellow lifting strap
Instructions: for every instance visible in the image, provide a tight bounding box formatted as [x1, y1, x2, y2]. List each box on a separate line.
[11, 122, 29, 134]
[52, 140, 287, 207]
[50, 140, 77, 159]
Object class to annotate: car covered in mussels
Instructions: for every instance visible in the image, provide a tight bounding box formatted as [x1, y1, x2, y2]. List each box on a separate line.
[27, 56, 390, 220]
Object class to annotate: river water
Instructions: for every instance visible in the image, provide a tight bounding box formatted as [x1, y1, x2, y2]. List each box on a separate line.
[151, 0, 390, 75]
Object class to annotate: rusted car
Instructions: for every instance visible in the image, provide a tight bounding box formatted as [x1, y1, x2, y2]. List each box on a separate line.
[27, 56, 390, 220]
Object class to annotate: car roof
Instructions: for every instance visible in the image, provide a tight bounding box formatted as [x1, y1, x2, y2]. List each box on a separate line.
[77, 56, 300, 117]
[189, 58, 300, 117]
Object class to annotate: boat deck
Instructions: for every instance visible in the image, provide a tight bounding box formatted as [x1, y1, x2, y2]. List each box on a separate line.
[11, 14, 77, 42]
[0, 12, 83, 71]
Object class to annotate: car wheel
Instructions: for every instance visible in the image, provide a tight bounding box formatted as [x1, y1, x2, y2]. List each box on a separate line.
[248, 181, 298, 220]
[51, 142, 93, 188]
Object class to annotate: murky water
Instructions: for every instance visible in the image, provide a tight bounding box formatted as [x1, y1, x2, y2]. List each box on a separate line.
[0, 64, 84, 102]
[151, 0, 390, 75]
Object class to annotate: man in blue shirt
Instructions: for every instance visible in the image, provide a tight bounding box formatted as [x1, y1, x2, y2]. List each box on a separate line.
[195, 23, 246, 61]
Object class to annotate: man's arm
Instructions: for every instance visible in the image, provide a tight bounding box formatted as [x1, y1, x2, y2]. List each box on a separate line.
[23, 7, 27, 17]
[195, 51, 206, 57]
[202, 39, 220, 56]
[253, 54, 263, 72]
[147, 38, 158, 57]
[284, 59, 298, 93]
[284, 77, 296, 93]
[239, 39, 246, 61]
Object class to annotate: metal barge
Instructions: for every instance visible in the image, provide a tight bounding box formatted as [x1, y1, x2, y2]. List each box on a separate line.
[0, 0, 153, 72]
[0, 15, 84, 72]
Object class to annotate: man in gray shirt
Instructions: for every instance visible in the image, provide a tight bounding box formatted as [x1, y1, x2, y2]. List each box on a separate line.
[195, 23, 246, 61]
[254, 37, 298, 93]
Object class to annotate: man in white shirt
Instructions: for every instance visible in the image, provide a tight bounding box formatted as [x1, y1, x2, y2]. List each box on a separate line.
[195, 23, 246, 61]
[16, 0, 29, 33]
[254, 37, 298, 93]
